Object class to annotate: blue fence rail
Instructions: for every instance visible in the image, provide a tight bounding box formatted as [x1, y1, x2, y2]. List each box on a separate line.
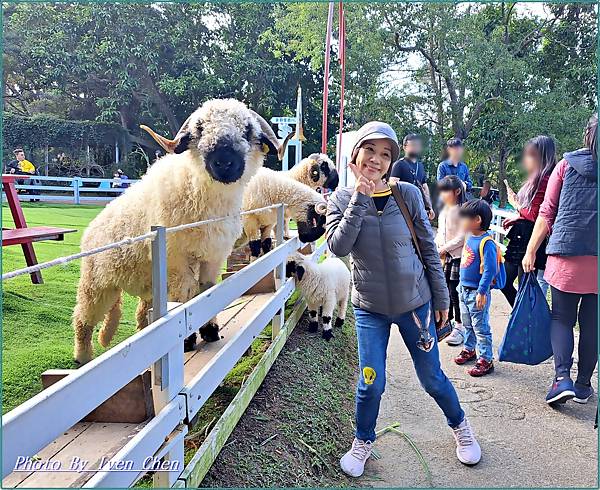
[3, 175, 140, 204]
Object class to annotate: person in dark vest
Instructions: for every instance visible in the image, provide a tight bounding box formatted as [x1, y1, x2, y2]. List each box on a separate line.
[500, 136, 556, 306]
[523, 114, 598, 407]
[389, 133, 435, 219]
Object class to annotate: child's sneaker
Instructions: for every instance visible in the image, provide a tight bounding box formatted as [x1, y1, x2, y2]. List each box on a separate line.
[445, 323, 465, 346]
[452, 417, 481, 465]
[340, 438, 373, 477]
[467, 358, 494, 377]
[454, 349, 476, 365]
[545, 376, 575, 405]
[573, 382, 593, 404]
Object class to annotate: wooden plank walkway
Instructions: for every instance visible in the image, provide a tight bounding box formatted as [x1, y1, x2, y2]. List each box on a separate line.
[2, 293, 274, 488]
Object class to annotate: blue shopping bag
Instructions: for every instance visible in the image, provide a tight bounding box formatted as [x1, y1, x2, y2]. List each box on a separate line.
[498, 272, 553, 365]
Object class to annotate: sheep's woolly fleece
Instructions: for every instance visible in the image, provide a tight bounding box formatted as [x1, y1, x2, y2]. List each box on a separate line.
[72, 99, 270, 364]
[239, 167, 327, 243]
[287, 253, 350, 340]
[284, 153, 335, 189]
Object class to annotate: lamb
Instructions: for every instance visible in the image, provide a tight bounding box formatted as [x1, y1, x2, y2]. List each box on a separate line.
[285, 253, 351, 341]
[72, 99, 288, 364]
[237, 168, 328, 259]
[284, 153, 339, 192]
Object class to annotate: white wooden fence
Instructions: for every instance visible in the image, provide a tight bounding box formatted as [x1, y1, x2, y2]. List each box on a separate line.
[3, 175, 140, 204]
[2, 204, 326, 487]
[489, 206, 518, 248]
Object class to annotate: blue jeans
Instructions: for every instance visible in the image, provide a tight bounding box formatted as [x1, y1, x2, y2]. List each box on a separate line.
[459, 286, 493, 361]
[537, 270, 549, 299]
[354, 302, 465, 442]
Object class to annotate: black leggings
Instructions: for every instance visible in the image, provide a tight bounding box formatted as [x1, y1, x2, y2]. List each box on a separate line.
[447, 279, 461, 323]
[550, 286, 598, 386]
[500, 261, 525, 306]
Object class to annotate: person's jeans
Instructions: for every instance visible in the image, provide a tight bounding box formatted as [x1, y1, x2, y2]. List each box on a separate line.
[537, 270, 549, 299]
[353, 302, 465, 442]
[459, 286, 493, 361]
[550, 287, 598, 385]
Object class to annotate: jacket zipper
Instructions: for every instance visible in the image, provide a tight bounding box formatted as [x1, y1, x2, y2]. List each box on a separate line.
[379, 196, 393, 315]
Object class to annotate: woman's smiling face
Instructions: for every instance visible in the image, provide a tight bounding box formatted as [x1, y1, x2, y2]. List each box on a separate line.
[355, 138, 393, 181]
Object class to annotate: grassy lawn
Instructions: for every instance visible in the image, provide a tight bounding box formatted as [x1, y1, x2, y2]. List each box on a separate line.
[1, 202, 140, 412]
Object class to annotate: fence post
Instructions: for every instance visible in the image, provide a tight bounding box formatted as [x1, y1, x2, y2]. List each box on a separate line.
[149, 225, 185, 487]
[272, 204, 286, 339]
[73, 177, 81, 205]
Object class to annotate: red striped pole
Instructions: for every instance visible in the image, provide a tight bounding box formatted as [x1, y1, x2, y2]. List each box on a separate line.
[321, 1, 335, 154]
[336, 1, 346, 171]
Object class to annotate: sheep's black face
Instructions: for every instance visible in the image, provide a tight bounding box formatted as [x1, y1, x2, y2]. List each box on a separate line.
[308, 154, 338, 191]
[322, 166, 339, 191]
[297, 206, 327, 243]
[204, 139, 246, 184]
[286, 261, 305, 281]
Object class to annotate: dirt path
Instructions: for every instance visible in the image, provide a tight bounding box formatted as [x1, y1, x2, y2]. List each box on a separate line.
[364, 290, 598, 488]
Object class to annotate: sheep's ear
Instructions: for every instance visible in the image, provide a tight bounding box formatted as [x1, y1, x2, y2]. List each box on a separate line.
[296, 265, 305, 281]
[250, 110, 293, 161]
[140, 116, 192, 154]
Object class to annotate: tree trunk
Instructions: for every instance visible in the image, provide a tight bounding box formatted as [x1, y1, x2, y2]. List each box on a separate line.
[498, 145, 509, 207]
[143, 76, 180, 135]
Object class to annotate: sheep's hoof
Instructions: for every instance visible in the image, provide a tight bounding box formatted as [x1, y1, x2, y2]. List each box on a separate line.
[184, 332, 197, 352]
[334, 318, 345, 329]
[308, 321, 318, 333]
[322, 329, 334, 341]
[200, 322, 220, 342]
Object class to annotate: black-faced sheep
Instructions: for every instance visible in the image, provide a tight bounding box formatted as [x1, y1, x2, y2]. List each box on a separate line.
[285, 253, 350, 340]
[237, 168, 328, 259]
[73, 99, 288, 364]
[285, 153, 339, 192]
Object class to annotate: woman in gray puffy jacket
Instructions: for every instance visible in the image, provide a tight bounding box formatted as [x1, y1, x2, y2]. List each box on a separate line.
[327, 122, 481, 477]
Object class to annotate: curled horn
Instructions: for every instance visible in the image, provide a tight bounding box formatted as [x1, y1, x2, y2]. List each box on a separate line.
[314, 202, 327, 215]
[140, 115, 192, 154]
[250, 110, 292, 161]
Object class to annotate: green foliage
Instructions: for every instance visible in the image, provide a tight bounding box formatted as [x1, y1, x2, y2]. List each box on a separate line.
[3, 2, 597, 189]
[3, 113, 128, 153]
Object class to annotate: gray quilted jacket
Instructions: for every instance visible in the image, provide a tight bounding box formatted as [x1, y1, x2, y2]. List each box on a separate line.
[326, 183, 449, 316]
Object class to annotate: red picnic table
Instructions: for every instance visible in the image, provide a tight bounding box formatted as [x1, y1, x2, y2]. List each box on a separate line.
[2, 174, 76, 284]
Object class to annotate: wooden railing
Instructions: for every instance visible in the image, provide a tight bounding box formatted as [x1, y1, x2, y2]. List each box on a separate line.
[2, 204, 326, 487]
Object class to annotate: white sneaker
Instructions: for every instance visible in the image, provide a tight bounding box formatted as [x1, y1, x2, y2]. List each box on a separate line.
[445, 325, 465, 346]
[340, 437, 373, 477]
[452, 418, 481, 465]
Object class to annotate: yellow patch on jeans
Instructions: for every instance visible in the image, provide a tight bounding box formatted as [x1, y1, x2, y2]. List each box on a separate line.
[362, 366, 376, 385]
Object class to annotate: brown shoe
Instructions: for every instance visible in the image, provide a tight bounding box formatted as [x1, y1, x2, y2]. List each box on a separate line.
[468, 358, 494, 377]
[454, 349, 476, 365]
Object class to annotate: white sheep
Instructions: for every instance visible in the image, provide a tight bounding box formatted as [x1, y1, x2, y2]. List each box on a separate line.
[72, 99, 288, 364]
[285, 253, 350, 340]
[284, 153, 339, 191]
[237, 167, 328, 259]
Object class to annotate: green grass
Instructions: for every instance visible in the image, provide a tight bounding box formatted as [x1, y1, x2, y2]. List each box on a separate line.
[1, 203, 139, 412]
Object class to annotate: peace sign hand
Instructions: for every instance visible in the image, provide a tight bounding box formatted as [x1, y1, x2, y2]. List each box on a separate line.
[348, 162, 376, 197]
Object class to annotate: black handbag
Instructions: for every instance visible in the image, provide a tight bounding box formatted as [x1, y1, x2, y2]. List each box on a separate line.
[390, 184, 452, 342]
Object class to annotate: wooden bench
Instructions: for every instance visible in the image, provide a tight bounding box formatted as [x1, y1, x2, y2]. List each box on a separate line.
[3, 174, 78, 283]
[2, 226, 76, 247]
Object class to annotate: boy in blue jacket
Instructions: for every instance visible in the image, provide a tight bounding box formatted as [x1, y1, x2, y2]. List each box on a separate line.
[455, 199, 497, 376]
